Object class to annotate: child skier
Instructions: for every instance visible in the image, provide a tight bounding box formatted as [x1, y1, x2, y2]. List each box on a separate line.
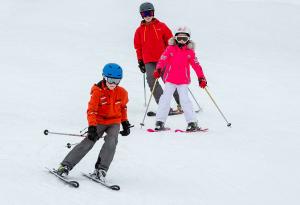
[56, 63, 131, 182]
[153, 26, 207, 131]
[134, 2, 182, 113]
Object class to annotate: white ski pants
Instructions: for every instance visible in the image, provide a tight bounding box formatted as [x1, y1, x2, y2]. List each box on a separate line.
[156, 82, 197, 124]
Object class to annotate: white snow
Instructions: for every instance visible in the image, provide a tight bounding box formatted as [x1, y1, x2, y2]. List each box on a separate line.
[0, 0, 299, 204]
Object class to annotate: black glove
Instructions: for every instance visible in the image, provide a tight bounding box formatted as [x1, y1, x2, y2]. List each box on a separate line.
[138, 60, 146, 73]
[87, 126, 98, 142]
[120, 120, 131, 136]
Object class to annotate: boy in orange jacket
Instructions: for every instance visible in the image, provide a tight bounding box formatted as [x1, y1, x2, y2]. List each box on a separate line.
[56, 63, 131, 182]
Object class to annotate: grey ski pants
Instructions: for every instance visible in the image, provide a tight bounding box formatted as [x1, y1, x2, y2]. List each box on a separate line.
[145, 62, 180, 105]
[61, 124, 120, 172]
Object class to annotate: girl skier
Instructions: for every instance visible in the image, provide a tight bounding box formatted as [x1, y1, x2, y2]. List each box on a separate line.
[56, 63, 131, 182]
[153, 26, 207, 131]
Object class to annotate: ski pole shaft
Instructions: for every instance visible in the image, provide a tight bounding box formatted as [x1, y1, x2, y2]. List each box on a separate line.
[45, 124, 135, 138]
[66, 142, 80, 148]
[204, 87, 231, 127]
[44, 129, 87, 137]
[143, 73, 147, 107]
[140, 79, 158, 127]
[79, 127, 88, 133]
[188, 87, 202, 112]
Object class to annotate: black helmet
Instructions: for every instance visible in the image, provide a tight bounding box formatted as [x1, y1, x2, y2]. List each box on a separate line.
[139, 2, 154, 13]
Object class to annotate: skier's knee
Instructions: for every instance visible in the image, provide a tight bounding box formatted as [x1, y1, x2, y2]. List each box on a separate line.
[106, 139, 117, 150]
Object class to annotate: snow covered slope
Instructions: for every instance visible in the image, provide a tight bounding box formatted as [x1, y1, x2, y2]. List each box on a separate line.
[0, 0, 299, 204]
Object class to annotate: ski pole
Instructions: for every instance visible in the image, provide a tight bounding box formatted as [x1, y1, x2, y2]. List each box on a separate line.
[79, 127, 88, 134]
[188, 87, 202, 112]
[204, 87, 231, 127]
[140, 79, 158, 127]
[44, 129, 87, 137]
[66, 142, 80, 149]
[143, 73, 147, 107]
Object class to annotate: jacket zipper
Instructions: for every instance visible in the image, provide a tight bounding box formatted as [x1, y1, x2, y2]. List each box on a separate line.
[152, 24, 159, 40]
[143, 26, 147, 42]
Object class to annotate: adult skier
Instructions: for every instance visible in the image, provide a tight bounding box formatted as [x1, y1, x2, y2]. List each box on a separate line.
[56, 63, 131, 182]
[134, 2, 182, 114]
[153, 26, 207, 131]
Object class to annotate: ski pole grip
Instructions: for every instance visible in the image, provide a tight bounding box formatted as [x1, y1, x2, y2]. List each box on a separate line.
[44, 129, 49, 135]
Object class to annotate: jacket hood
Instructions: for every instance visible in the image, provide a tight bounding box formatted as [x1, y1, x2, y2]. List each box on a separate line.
[168, 37, 195, 50]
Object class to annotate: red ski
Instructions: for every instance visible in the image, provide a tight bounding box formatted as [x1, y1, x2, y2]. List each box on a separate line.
[147, 128, 171, 132]
[175, 128, 208, 133]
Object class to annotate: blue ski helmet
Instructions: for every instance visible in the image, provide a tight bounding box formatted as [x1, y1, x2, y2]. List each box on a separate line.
[102, 63, 123, 79]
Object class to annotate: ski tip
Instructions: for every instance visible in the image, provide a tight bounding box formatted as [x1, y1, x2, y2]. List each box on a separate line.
[111, 185, 120, 191]
[70, 181, 80, 188]
[147, 128, 156, 132]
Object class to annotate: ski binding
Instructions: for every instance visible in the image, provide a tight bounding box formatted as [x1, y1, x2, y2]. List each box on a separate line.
[46, 167, 79, 188]
[175, 128, 208, 133]
[147, 127, 171, 132]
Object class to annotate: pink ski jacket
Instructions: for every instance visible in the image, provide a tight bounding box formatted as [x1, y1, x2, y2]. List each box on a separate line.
[156, 38, 205, 85]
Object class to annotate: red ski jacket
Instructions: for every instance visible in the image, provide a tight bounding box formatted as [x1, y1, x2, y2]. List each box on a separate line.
[87, 81, 128, 126]
[134, 18, 173, 64]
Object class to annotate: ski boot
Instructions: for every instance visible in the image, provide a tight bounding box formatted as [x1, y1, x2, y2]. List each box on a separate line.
[186, 122, 200, 132]
[155, 121, 165, 131]
[176, 104, 183, 113]
[92, 169, 107, 183]
[56, 164, 70, 176]
[168, 106, 183, 115]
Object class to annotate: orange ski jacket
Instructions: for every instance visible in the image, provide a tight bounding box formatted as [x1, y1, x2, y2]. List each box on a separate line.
[87, 81, 128, 126]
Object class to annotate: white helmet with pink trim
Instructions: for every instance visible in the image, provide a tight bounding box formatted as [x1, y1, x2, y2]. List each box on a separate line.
[174, 26, 191, 37]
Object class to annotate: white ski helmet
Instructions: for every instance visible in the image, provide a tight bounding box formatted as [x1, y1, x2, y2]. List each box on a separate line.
[174, 26, 191, 37]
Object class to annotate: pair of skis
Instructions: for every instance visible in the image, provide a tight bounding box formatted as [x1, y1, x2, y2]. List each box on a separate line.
[147, 127, 208, 133]
[46, 167, 120, 190]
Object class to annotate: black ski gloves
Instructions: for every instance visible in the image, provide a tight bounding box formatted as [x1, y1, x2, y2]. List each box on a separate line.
[120, 120, 131, 136]
[138, 60, 146, 73]
[87, 126, 98, 142]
